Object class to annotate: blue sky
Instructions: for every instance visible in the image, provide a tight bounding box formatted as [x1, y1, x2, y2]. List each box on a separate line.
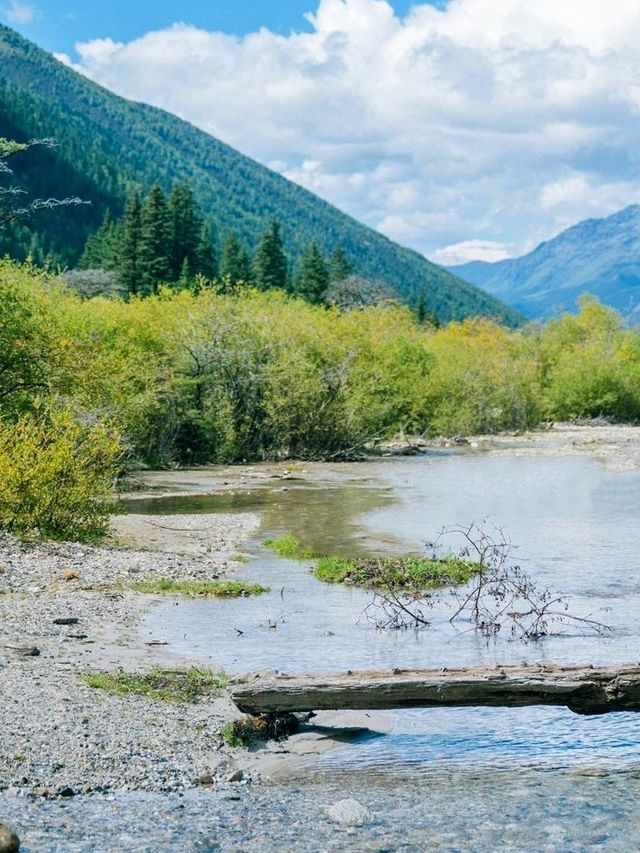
[1, 0, 430, 53]
[2, 0, 638, 264]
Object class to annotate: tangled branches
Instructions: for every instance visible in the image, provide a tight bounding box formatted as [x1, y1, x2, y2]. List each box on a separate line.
[363, 521, 610, 641]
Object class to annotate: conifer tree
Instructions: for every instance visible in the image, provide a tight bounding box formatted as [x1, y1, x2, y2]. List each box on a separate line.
[169, 181, 202, 279]
[178, 256, 193, 290]
[253, 219, 287, 291]
[295, 241, 330, 304]
[195, 224, 218, 279]
[79, 209, 120, 270]
[139, 184, 172, 293]
[118, 188, 143, 294]
[220, 232, 252, 283]
[329, 244, 354, 283]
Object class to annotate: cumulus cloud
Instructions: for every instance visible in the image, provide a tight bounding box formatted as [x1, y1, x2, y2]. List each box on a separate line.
[430, 241, 512, 266]
[1, 0, 39, 24]
[65, 0, 640, 261]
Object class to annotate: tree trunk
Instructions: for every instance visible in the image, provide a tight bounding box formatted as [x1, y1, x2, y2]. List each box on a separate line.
[231, 663, 640, 717]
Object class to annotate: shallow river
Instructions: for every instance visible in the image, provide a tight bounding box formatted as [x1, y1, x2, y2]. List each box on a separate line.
[6, 451, 640, 851]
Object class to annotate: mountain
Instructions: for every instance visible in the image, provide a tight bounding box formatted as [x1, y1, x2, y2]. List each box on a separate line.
[447, 206, 640, 321]
[0, 26, 522, 325]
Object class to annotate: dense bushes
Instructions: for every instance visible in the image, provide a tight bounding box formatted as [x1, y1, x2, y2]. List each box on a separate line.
[1, 260, 640, 541]
[0, 406, 121, 540]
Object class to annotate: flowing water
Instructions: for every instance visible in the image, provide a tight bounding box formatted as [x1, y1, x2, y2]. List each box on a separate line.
[8, 451, 640, 850]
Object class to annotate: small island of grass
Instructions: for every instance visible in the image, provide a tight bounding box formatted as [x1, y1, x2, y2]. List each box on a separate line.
[314, 554, 480, 590]
[264, 535, 317, 559]
[130, 578, 269, 598]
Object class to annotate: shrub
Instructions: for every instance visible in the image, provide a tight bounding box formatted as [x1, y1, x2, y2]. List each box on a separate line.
[0, 406, 122, 541]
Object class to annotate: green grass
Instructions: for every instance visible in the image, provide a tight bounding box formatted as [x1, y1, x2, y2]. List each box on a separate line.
[315, 554, 480, 591]
[264, 534, 317, 559]
[84, 666, 227, 702]
[130, 578, 269, 597]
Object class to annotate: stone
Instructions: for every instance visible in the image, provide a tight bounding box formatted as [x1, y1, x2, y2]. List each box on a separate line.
[0, 822, 20, 852]
[57, 786, 75, 798]
[226, 769, 243, 783]
[1, 644, 40, 658]
[53, 618, 79, 626]
[327, 798, 370, 827]
[198, 773, 214, 786]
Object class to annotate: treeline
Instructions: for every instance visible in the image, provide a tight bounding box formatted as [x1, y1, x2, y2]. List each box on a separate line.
[77, 181, 355, 302]
[2, 259, 638, 539]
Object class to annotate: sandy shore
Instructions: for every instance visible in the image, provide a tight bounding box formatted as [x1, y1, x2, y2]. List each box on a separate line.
[2, 422, 639, 799]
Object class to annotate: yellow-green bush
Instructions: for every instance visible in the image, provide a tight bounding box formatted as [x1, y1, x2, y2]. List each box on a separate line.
[3, 260, 640, 482]
[539, 297, 640, 420]
[0, 407, 122, 541]
[422, 318, 542, 435]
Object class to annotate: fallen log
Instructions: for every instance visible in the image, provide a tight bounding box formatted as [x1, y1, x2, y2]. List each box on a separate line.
[231, 663, 640, 717]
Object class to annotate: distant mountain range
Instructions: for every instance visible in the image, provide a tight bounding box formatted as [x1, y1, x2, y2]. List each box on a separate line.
[447, 205, 640, 321]
[0, 25, 521, 325]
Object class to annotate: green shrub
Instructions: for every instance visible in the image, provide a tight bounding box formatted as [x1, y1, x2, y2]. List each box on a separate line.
[0, 406, 122, 541]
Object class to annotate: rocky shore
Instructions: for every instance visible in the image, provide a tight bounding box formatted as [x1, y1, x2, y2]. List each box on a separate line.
[0, 513, 260, 798]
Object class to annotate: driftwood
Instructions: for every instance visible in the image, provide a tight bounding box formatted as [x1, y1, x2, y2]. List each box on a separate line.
[231, 663, 640, 717]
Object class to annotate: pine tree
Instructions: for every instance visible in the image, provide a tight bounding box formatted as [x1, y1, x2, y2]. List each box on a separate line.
[295, 241, 330, 304]
[169, 181, 202, 279]
[79, 209, 120, 270]
[195, 225, 218, 279]
[220, 232, 252, 283]
[118, 188, 143, 294]
[139, 184, 172, 293]
[178, 256, 193, 290]
[253, 219, 287, 291]
[329, 244, 354, 283]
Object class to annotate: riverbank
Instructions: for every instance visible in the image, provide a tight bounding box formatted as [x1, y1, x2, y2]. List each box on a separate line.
[2, 422, 640, 801]
[384, 422, 640, 471]
[0, 514, 260, 797]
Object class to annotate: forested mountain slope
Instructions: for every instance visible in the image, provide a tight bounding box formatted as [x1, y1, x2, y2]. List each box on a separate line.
[0, 24, 521, 324]
[447, 206, 640, 321]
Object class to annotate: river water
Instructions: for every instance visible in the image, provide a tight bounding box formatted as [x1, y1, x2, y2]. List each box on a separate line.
[5, 450, 640, 850]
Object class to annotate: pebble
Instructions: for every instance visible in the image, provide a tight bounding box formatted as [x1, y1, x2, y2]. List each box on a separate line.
[0, 520, 258, 796]
[326, 798, 370, 827]
[226, 770, 244, 783]
[0, 823, 19, 853]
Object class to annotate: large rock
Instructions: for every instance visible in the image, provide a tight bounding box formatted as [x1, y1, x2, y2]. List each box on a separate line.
[0, 823, 20, 853]
[327, 799, 370, 827]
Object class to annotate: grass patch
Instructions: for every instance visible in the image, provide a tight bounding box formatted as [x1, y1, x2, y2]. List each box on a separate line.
[130, 578, 269, 597]
[264, 534, 317, 559]
[315, 554, 480, 591]
[85, 666, 227, 702]
[222, 717, 269, 748]
[231, 554, 249, 563]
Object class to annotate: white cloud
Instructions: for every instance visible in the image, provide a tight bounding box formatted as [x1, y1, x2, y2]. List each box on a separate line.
[1, 0, 39, 24]
[66, 0, 640, 261]
[430, 240, 512, 266]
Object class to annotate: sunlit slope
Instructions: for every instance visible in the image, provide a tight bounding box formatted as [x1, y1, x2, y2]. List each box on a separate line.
[0, 25, 521, 324]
